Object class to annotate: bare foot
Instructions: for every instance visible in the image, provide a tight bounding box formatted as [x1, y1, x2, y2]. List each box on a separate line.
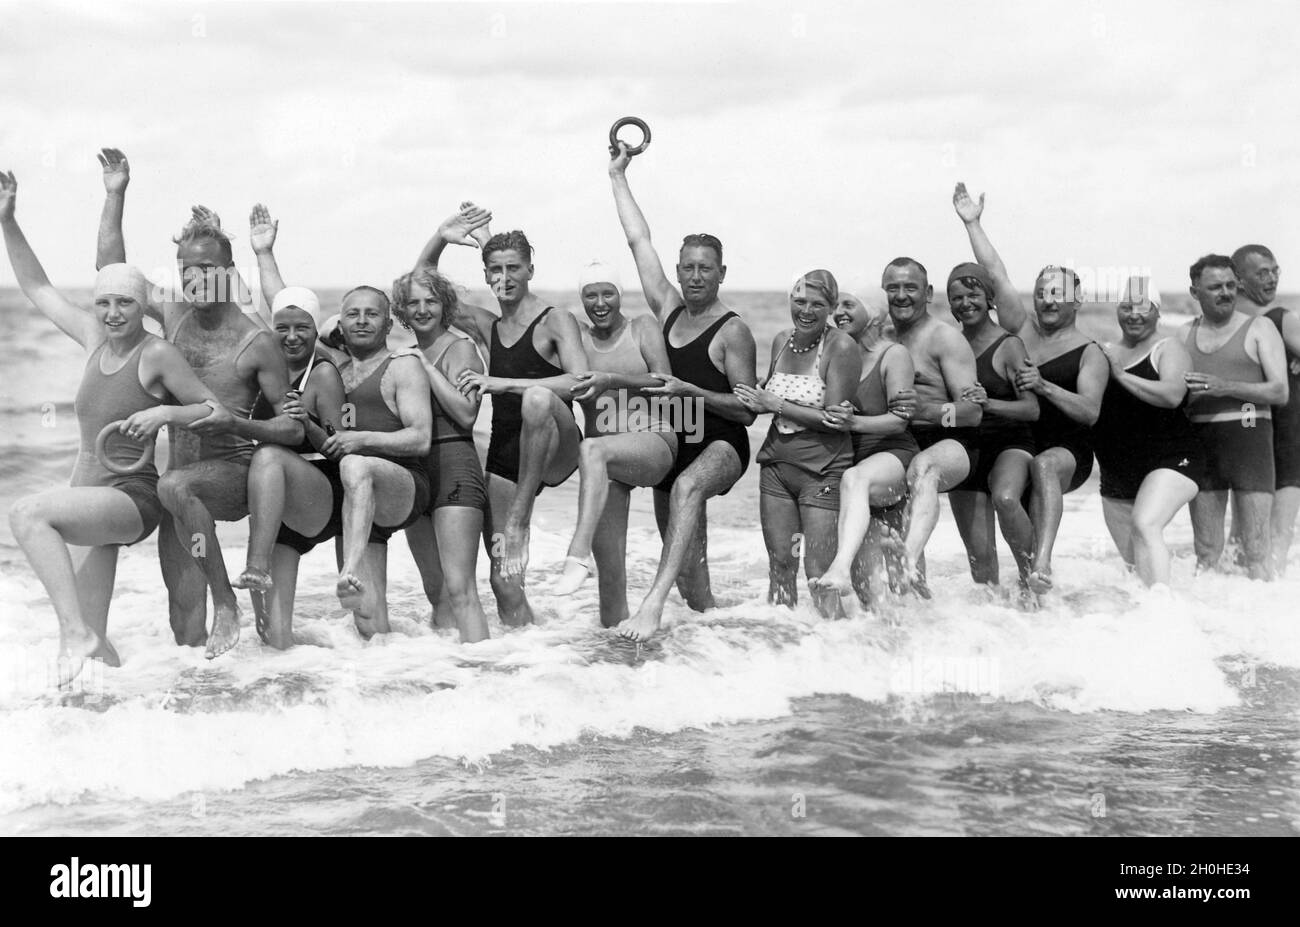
[552, 555, 593, 596]
[232, 566, 273, 591]
[205, 604, 241, 660]
[1016, 580, 1041, 612]
[1026, 569, 1053, 596]
[337, 572, 364, 611]
[616, 606, 663, 642]
[56, 626, 104, 687]
[809, 562, 853, 595]
[501, 523, 530, 577]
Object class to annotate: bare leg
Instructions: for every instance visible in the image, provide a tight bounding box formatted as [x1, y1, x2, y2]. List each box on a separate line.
[949, 490, 999, 586]
[989, 450, 1035, 585]
[902, 440, 971, 586]
[1101, 497, 1136, 570]
[71, 545, 119, 664]
[620, 441, 742, 641]
[485, 475, 534, 626]
[556, 432, 672, 594]
[812, 453, 905, 594]
[434, 506, 490, 642]
[350, 544, 390, 637]
[405, 515, 445, 625]
[592, 482, 632, 627]
[800, 503, 845, 619]
[1189, 489, 1228, 572]
[1026, 447, 1077, 593]
[336, 456, 415, 624]
[157, 512, 208, 647]
[255, 544, 301, 649]
[1130, 469, 1199, 586]
[1233, 490, 1275, 581]
[501, 386, 582, 577]
[1270, 485, 1300, 576]
[9, 487, 141, 685]
[156, 460, 249, 659]
[760, 485, 801, 608]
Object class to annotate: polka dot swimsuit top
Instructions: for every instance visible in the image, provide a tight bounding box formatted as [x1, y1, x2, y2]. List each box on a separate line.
[766, 330, 829, 434]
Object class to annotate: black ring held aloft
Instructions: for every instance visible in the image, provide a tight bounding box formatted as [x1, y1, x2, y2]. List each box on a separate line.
[609, 116, 651, 157]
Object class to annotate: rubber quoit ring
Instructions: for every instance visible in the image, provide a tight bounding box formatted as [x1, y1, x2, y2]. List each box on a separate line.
[609, 116, 651, 157]
[96, 420, 156, 476]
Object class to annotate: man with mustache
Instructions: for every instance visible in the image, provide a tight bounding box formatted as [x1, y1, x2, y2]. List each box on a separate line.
[1232, 245, 1300, 574]
[94, 149, 302, 659]
[883, 257, 983, 595]
[1182, 254, 1288, 580]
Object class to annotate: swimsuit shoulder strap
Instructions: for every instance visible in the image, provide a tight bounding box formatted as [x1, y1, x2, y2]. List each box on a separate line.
[662, 305, 685, 336]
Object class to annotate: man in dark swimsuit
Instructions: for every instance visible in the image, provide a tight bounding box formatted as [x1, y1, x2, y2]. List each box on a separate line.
[608, 142, 758, 641]
[328, 286, 433, 634]
[1232, 244, 1300, 574]
[957, 188, 1107, 594]
[1182, 254, 1288, 580]
[414, 220, 586, 625]
[95, 149, 302, 659]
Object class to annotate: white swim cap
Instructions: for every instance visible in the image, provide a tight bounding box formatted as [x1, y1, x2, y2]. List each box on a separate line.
[93, 263, 151, 308]
[272, 286, 322, 326]
[578, 260, 621, 297]
[1122, 276, 1161, 310]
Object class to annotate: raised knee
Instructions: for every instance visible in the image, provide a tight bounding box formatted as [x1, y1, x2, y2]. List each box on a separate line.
[843, 467, 867, 493]
[992, 489, 1020, 512]
[338, 455, 372, 490]
[521, 385, 552, 421]
[671, 472, 703, 502]
[579, 439, 608, 467]
[157, 470, 189, 508]
[8, 495, 43, 537]
[250, 446, 284, 474]
[1030, 457, 1056, 482]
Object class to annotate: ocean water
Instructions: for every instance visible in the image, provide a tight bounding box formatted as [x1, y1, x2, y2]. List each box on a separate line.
[1, 287, 1298, 837]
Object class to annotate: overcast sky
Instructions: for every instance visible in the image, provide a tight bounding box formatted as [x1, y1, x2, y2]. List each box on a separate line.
[2, 0, 1297, 297]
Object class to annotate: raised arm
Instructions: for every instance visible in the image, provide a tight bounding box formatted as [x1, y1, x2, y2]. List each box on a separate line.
[954, 183, 1029, 334]
[608, 143, 681, 318]
[249, 203, 285, 317]
[0, 172, 98, 347]
[95, 148, 129, 269]
[413, 203, 493, 274]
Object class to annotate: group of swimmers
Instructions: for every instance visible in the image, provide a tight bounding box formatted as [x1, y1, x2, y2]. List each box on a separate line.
[2, 140, 1296, 686]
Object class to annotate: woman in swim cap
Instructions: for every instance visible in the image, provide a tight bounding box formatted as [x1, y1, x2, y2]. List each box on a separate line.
[0, 171, 219, 684]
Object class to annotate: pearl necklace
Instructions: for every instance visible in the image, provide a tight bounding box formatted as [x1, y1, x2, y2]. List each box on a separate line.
[788, 332, 821, 354]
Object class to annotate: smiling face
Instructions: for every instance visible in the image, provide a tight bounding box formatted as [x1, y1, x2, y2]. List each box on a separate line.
[1192, 266, 1239, 323]
[1115, 295, 1159, 342]
[483, 248, 533, 307]
[1033, 268, 1080, 331]
[882, 263, 932, 329]
[273, 306, 319, 366]
[401, 280, 446, 337]
[94, 292, 147, 341]
[676, 245, 725, 308]
[177, 238, 235, 309]
[1237, 251, 1279, 306]
[789, 279, 833, 336]
[947, 279, 991, 329]
[339, 289, 392, 355]
[581, 282, 622, 333]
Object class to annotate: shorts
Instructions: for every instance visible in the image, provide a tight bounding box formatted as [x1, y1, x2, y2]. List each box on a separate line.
[113, 476, 164, 545]
[276, 458, 345, 555]
[654, 421, 750, 495]
[1098, 443, 1204, 500]
[367, 463, 432, 544]
[956, 424, 1036, 493]
[759, 461, 845, 512]
[426, 438, 488, 513]
[1195, 419, 1276, 493]
[852, 430, 918, 470]
[485, 427, 580, 493]
[911, 424, 980, 481]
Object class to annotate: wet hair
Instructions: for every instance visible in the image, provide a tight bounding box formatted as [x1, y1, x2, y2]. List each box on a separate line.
[340, 285, 391, 315]
[1189, 254, 1237, 285]
[885, 256, 928, 282]
[482, 230, 533, 265]
[1231, 244, 1276, 271]
[680, 233, 724, 265]
[391, 269, 461, 330]
[173, 221, 234, 267]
